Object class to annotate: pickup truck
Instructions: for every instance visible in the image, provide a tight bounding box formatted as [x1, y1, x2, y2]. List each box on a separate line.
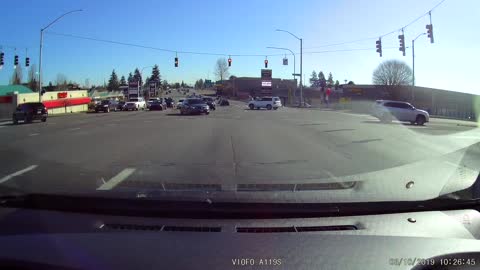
[129, 97, 146, 110]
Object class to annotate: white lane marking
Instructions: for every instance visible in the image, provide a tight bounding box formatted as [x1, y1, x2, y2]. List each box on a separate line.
[97, 168, 136, 190]
[69, 127, 81, 131]
[0, 165, 38, 184]
[29, 133, 39, 136]
[0, 126, 5, 129]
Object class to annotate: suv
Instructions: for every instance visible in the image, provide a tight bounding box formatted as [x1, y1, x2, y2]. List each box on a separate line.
[248, 96, 282, 110]
[12, 102, 48, 124]
[372, 100, 429, 125]
[95, 100, 118, 113]
[180, 98, 210, 115]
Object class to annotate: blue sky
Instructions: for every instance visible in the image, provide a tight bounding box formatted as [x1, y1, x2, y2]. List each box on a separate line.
[0, 0, 479, 93]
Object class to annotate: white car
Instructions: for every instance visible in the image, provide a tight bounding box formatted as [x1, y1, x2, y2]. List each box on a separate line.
[248, 96, 282, 110]
[372, 100, 429, 125]
[128, 97, 146, 110]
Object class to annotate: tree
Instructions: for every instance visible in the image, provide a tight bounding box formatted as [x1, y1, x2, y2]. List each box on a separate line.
[318, 71, 326, 82]
[327, 72, 334, 86]
[162, 80, 168, 90]
[334, 80, 340, 89]
[372, 60, 413, 86]
[10, 65, 23, 85]
[27, 64, 38, 91]
[107, 69, 120, 91]
[174, 82, 181, 89]
[181, 80, 185, 87]
[127, 72, 133, 82]
[348, 81, 355, 85]
[309, 71, 318, 86]
[214, 58, 229, 82]
[120, 76, 127, 86]
[56, 73, 68, 90]
[150, 65, 161, 82]
[84, 78, 90, 89]
[133, 68, 142, 85]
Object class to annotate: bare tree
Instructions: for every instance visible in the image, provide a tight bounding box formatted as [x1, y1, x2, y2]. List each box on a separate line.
[214, 58, 229, 82]
[372, 60, 413, 86]
[56, 73, 68, 90]
[10, 65, 23, 85]
[27, 64, 38, 91]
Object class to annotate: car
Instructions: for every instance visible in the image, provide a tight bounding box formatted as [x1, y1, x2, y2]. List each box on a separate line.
[95, 100, 118, 113]
[180, 98, 210, 115]
[371, 100, 430, 125]
[202, 97, 216, 110]
[176, 99, 185, 109]
[129, 97, 146, 110]
[123, 102, 139, 111]
[12, 102, 48, 124]
[148, 100, 166, 111]
[116, 101, 126, 111]
[147, 98, 162, 109]
[218, 99, 230, 106]
[248, 96, 282, 110]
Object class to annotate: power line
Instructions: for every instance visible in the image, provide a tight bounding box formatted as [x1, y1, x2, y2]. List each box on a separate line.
[45, 31, 286, 57]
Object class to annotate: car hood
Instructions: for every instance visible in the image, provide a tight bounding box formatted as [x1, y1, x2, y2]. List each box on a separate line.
[416, 109, 429, 115]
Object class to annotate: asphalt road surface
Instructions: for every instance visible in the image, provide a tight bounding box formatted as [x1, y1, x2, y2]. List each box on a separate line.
[1, 100, 479, 194]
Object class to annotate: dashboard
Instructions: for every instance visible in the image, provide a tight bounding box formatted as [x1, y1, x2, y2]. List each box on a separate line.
[0, 207, 480, 269]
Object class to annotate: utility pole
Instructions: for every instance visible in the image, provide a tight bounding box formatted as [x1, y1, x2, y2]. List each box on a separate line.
[412, 32, 426, 102]
[276, 29, 303, 106]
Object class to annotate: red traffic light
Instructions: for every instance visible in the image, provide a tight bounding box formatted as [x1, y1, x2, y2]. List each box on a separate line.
[264, 59, 268, 68]
[228, 57, 232, 67]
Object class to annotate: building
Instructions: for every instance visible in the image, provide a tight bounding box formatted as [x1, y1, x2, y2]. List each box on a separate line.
[339, 84, 478, 120]
[220, 77, 297, 105]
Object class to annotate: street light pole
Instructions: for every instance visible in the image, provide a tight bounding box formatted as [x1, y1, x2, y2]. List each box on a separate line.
[411, 32, 426, 102]
[266, 46, 296, 101]
[276, 29, 303, 106]
[38, 9, 82, 102]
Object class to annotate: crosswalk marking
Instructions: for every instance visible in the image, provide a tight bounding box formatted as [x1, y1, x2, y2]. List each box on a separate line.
[0, 165, 38, 184]
[97, 168, 136, 190]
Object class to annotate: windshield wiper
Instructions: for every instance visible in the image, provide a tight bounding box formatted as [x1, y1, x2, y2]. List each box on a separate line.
[1, 192, 480, 219]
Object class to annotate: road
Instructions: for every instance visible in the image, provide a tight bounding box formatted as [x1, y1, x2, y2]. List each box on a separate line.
[1, 100, 479, 195]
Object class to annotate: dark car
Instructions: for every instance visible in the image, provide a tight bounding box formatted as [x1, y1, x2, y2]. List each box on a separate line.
[180, 98, 210, 115]
[95, 100, 118, 113]
[12, 102, 48, 124]
[219, 99, 230, 106]
[148, 100, 166, 111]
[116, 101, 126, 111]
[202, 97, 216, 110]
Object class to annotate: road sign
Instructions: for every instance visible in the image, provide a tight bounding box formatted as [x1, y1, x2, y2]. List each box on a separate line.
[261, 69, 272, 94]
[128, 81, 139, 95]
[292, 73, 301, 77]
[149, 82, 157, 96]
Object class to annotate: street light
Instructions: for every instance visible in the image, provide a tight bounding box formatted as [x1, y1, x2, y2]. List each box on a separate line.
[38, 9, 83, 101]
[276, 29, 303, 106]
[412, 32, 426, 102]
[266, 46, 296, 100]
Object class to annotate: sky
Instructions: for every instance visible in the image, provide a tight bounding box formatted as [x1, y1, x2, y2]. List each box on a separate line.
[0, 0, 479, 93]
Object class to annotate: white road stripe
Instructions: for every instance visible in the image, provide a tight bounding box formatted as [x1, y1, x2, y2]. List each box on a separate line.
[69, 127, 81, 131]
[97, 168, 136, 190]
[29, 133, 39, 136]
[0, 165, 38, 184]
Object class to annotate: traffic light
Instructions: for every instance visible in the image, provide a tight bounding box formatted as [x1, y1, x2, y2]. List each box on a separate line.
[0, 52, 4, 67]
[174, 57, 178, 67]
[14, 55, 19, 66]
[25, 57, 30, 67]
[264, 59, 268, 68]
[398, 34, 405, 56]
[228, 57, 232, 67]
[426, 24, 434, 43]
[376, 38, 382, 57]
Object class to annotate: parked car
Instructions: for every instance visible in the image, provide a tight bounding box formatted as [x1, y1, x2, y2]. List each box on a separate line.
[12, 102, 48, 124]
[95, 100, 118, 113]
[176, 99, 185, 109]
[148, 100, 166, 111]
[129, 97, 146, 110]
[180, 98, 210, 115]
[123, 102, 139, 111]
[116, 101, 126, 111]
[202, 97, 216, 110]
[371, 100, 430, 125]
[248, 96, 282, 110]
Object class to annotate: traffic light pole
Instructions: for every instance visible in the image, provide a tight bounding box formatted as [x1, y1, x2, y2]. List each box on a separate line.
[37, 10, 82, 101]
[411, 33, 426, 101]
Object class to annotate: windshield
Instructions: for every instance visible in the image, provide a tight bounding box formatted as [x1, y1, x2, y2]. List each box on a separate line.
[1, 0, 480, 206]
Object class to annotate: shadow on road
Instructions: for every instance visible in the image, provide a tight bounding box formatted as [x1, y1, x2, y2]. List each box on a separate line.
[362, 120, 416, 126]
